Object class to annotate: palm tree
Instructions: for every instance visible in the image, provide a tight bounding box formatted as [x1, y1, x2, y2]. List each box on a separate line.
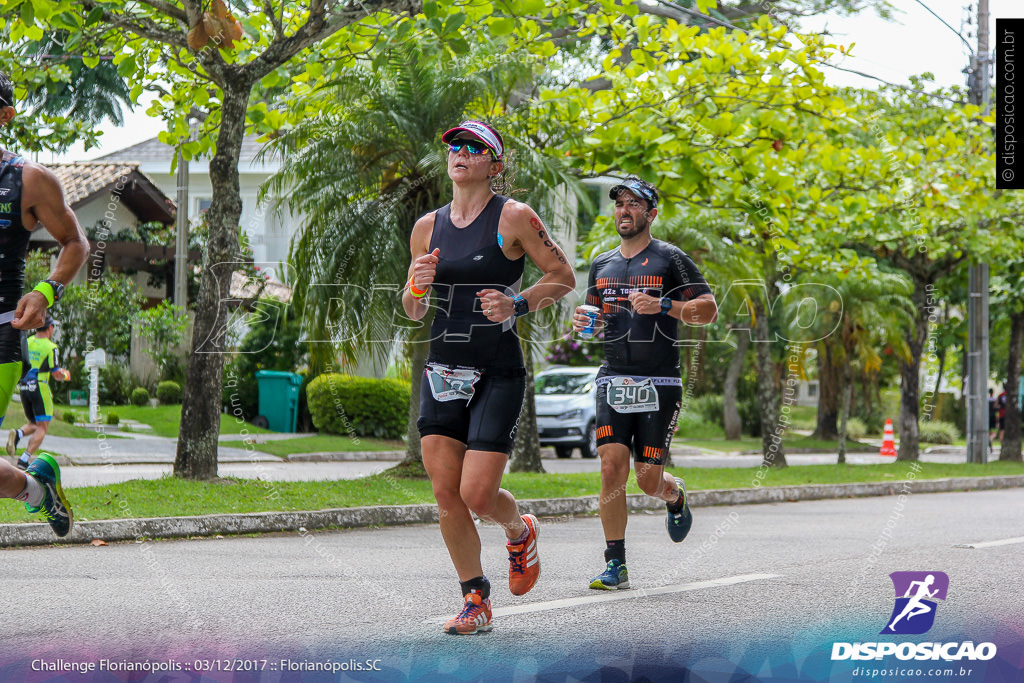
[264, 44, 584, 468]
[785, 266, 914, 462]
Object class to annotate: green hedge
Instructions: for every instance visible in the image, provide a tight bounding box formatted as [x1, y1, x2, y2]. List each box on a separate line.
[307, 374, 410, 439]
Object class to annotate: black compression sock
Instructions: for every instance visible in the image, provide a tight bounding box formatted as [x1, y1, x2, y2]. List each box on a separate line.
[460, 576, 490, 601]
[666, 487, 686, 513]
[604, 539, 625, 565]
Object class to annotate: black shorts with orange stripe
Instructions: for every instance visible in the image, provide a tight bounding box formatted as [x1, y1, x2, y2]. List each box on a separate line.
[594, 368, 682, 466]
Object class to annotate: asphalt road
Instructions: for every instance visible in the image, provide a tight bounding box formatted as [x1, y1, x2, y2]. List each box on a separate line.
[0, 489, 1021, 681]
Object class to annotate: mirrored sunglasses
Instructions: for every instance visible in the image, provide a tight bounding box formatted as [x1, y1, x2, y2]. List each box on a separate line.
[448, 140, 495, 157]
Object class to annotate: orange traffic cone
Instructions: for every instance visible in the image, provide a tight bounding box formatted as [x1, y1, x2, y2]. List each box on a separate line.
[880, 419, 897, 457]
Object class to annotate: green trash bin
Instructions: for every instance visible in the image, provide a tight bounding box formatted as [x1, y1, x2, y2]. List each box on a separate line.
[254, 370, 303, 432]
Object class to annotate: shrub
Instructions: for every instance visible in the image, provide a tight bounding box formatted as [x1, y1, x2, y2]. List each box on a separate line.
[690, 394, 724, 426]
[844, 417, 867, 441]
[99, 364, 134, 405]
[919, 420, 959, 445]
[307, 374, 410, 439]
[156, 380, 183, 404]
[105, 411, 120, 425]
[61, 410, 77, 425]
[130, 387, 150, 406]
[738, 396, 761, 437]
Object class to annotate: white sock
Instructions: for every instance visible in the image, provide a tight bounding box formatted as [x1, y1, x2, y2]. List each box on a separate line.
[16, 429, 23, 441]
[15, 473, 44, 507]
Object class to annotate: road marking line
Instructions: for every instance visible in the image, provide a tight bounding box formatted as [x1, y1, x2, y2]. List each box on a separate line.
[953, 536, 1024, 549]
[424, 573, 779, 624]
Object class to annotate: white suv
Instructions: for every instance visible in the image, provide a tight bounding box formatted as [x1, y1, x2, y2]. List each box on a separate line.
[534, 366, 600, 459]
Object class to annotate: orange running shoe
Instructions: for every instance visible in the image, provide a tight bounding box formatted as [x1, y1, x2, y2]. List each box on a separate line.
[443, 591, 492, 635]
[507, 513, 541, 596]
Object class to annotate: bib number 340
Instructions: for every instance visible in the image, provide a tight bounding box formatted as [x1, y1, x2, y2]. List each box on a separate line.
[606, 377, 659, 413]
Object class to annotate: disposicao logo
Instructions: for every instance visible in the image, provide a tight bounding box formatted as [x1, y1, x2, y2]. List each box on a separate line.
[882, 571, 948, 635]
[831, 571, 997, 662]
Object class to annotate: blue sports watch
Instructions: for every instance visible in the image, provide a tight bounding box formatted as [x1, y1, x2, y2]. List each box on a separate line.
[513, 295, 529, 318]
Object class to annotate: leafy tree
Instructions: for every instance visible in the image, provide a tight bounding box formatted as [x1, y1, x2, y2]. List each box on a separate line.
[20, 32, 133, 128]
[0, 0, 454, 479]
[833, 84, 1024, 460]
[57, 273, 145, 360]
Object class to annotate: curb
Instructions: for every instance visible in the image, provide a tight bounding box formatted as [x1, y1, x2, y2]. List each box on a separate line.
[2, 475, 1022, 548]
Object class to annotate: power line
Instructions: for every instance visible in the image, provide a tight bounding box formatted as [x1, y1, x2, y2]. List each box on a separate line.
[649, 0, 964, 104]
[911, 0, 974, 54]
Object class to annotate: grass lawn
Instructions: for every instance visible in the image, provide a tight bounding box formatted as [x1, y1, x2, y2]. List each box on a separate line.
[676, 437, 761, 453]
[103, 404, 274, 439]
[4, 403, 106, 439]
[252, 434, 403, 457]
[677, 434, 923, 454]
[0, 461, 1020, 524]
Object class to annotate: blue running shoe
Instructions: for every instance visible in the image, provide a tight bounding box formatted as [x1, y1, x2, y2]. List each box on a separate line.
[666, 477, 692, 543]
[24, 453, 73, 537]
[589, 559, 630, 590]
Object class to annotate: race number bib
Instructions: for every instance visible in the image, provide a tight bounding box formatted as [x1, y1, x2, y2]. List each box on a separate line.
[426, 364, 481, 403]
[605, 377, 659, 413]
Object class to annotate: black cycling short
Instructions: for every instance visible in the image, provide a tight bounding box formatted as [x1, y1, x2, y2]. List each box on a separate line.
[417, 366, 526, 455]
[595, 368, 682, 466]
[20, 386, 46, 423]
[0, 321, 22, 366]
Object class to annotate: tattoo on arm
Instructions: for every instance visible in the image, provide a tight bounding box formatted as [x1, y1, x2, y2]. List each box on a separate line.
[530, 217, 568, 265]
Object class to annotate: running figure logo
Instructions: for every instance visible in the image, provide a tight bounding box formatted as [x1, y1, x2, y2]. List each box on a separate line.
[881, 571, 949, 635]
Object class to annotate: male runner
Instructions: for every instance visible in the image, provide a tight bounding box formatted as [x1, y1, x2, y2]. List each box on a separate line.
[572, 177, 717, 590]
[8, 316, 71, 469]
[0, 71, 90, 537]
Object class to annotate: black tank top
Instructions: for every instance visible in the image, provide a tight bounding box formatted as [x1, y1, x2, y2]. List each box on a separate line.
[0, 150, 31, 311]
[427, 194, 525, 371]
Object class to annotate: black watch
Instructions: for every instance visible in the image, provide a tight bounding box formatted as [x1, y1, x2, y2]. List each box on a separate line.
[513, 294, 529, 318]
[44, 279, 65, 303]
[660, 297, 672, 315]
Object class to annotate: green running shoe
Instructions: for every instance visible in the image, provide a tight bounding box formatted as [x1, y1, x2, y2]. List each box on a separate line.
[589, 559, 630, 590]
[24, 453, 73, 537]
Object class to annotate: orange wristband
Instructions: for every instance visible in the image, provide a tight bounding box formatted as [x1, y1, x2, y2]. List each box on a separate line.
[409, 277, 429, 298]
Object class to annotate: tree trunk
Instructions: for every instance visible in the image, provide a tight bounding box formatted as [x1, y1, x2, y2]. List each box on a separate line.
[813, 341, 840, 439]
[175, 83, 249, 480]
[399, 306, 436, 466]
[754, 296, 787, 468]
[510, 343, 545, 473]
[402, 335, 429, 466]
[933, 302, 949, 393]
[1000, 310, 1024, 462]
[838, 364, 853, 464]
[897, 278, 931, 461]
[723, 332, 748, 440]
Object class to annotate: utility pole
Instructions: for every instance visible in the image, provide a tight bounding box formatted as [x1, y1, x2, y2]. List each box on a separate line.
[174, 150, 190, 310]
[966, 0, 990, 464]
